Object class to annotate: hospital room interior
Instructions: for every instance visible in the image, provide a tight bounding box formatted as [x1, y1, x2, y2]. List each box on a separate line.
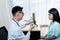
[0, 0, 60, 40]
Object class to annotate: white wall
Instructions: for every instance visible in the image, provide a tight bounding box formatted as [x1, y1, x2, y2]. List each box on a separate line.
[0, 0, 60, 29]
[0, 0, 11, 29]
[12, 0, 47, 25]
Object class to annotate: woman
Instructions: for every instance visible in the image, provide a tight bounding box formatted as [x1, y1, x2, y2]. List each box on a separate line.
[42, 8, 60, 40]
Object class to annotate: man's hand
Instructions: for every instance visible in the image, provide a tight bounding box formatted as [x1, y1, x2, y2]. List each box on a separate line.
[25, 21, 33, 26]
[29, 23, 34, 32]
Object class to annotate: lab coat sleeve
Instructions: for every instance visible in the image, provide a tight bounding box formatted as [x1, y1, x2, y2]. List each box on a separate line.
[19, 23, 26, 28]
[13, 28, 31, 40]
[23, 31, 31, 40]
[15, 31, 31, 40]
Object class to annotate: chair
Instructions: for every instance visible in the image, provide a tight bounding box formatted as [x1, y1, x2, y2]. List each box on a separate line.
[0, 26, 8, 40]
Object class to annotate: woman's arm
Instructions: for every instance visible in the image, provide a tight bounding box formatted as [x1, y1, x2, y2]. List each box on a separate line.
[43, 35, 57, 40]
[41, 34, 47, 39]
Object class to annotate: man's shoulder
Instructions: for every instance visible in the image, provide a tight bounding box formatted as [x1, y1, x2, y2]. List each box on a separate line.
[8, 19, 17, 27]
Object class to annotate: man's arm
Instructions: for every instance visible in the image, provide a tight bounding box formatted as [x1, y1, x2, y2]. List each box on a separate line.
[23, 23, 34, 40]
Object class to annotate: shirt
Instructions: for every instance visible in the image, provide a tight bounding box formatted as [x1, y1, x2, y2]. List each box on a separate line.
[47, 21, 60, 40]
[8, 18, 31, 40]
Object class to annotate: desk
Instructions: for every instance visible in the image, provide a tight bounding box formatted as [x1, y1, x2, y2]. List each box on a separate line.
[40, 25, 48, 36]
[22, 26, 41, 40]
[23, 31, 40, 40]
[22, 25, 48, 40]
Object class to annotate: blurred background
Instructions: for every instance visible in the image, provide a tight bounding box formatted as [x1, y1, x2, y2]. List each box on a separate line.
[0, 0, 60, 36]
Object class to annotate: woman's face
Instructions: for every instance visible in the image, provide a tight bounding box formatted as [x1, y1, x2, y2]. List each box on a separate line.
[48, 13, 53, 20]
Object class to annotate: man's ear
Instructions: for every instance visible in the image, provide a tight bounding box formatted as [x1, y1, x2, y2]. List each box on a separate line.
[16, 13, 19, 16]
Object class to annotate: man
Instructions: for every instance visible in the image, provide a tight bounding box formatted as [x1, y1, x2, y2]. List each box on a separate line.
[8, 6, 34, 40]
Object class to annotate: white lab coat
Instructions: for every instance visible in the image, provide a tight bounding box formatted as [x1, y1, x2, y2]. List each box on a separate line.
[8, 19, 30, 40]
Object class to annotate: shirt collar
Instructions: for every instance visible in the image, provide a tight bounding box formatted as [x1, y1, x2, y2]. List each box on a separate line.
[12, 18, 19, 23]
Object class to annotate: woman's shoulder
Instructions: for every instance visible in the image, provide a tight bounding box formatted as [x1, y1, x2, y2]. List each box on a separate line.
[53, 21, 60, 26]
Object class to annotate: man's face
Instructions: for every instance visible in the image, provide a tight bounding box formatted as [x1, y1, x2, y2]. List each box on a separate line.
[16, 11, 24, 21]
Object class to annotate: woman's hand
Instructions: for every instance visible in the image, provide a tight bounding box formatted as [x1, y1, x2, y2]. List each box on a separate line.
[42, 37, 48, 40]
[42, 35, 56, 40]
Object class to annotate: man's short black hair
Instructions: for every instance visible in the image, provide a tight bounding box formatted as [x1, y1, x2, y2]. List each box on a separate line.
[12, 6, 23, 16]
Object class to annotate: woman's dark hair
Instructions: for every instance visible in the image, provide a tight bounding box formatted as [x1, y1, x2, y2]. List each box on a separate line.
[48, 8, 60, 23]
